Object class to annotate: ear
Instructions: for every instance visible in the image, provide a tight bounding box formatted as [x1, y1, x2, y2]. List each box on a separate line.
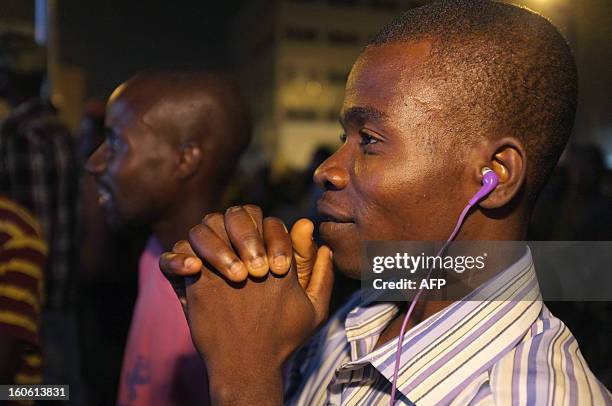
[475, 137, 527, 209]
[175, 141, 202, 180]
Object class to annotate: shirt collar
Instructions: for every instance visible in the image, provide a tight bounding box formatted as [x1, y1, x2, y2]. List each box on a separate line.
[342, 247, 543, 404]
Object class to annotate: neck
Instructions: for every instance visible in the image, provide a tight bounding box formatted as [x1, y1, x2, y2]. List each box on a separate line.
[374, 208, 529, 350]
[153, 190, 218, 252]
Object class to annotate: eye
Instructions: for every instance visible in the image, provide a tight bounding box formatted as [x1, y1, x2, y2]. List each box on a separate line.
[359, 131, 378, 146]
[107, 134, 122, 152]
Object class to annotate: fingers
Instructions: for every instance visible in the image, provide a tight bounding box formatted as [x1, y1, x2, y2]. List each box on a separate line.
[173, 239, 198, 256]
[243, 204, 264, 238]
[159, 241, 202, 315]
[168, 206, 296, 282]
[159, 246, 202, 278]
[290, 218, 317, 289]
[263, 217, 292, 275]
[202, 213, 231, 245]
[305, 245, 334, 326]
[189, 223, 249, 282]
[225, 206, 269, 277]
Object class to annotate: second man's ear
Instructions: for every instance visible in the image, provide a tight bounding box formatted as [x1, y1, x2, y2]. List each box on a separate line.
[176, 141, 202, 180]
[477, 137, 527, 209]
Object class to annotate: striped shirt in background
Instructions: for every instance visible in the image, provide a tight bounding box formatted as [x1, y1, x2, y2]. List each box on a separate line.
[0, 196, 47, 396]
[285, 248, 612, 405]
[0, 99, 78, 310]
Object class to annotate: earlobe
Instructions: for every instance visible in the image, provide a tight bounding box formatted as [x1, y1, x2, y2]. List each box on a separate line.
[478, 138, 526, 209]
[176, 141, 202, 180]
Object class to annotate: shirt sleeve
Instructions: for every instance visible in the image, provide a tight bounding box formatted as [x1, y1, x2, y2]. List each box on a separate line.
[0, 206, 47, 345]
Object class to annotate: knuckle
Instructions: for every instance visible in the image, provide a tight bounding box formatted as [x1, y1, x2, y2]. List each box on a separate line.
[225, 205, 243, 215]
[264, 217, 290, 238]
[188, 224, 205, 240]
[173, 239, 189, 251]
[202, 212, 223, 226]
[264, 216, 287, 230]
[243, 204, 263, 216]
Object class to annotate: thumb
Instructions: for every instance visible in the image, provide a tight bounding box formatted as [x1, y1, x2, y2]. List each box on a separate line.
[305, 245, 334, 327]
[290, 218, 316, 289]
[159, 252, 202, 316]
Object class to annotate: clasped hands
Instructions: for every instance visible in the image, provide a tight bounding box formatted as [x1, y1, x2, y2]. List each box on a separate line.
[159, 204, 333, 404]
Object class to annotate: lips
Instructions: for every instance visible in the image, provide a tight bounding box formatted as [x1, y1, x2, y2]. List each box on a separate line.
[317, 199, 354, 224]
[317, 198, 356, 240]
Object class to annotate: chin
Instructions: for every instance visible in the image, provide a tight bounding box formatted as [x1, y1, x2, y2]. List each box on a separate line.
[321, 236, 364, 280]
[333, 254, 363, 280]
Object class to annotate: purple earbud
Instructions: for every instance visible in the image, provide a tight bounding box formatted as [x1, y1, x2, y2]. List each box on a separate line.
[468, 167, 499, 206]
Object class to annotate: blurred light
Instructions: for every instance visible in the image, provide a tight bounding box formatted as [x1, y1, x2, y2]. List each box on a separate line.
[51, 92, 64, 108]
[35, 0, 48, 45]
[305, 81, 323, 97]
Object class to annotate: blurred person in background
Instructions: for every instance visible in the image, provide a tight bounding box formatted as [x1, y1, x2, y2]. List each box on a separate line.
[75, 100, 145, 405]
[85, 69, 251, 406]
[530, 142, 612, 388]
[0, 31, 81, 399]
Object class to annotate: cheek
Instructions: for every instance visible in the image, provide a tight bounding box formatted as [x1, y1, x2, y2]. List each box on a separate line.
[110, 154, 158, 201]
[352, 153, 435, 240]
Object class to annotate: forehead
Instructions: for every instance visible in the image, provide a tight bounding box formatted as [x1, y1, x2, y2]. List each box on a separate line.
[105, 84, 156, 135]
[343, 41, 439, 123]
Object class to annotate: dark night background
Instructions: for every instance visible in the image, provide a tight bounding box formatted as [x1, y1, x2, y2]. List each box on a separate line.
[57, 1, 246, 98]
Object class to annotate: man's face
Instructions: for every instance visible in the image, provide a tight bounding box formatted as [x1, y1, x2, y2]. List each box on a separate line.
[315, 42, 469, 277]
[86, 90, 179, 227]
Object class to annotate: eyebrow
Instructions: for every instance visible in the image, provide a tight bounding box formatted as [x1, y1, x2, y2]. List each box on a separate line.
[339, 106, 390, 127]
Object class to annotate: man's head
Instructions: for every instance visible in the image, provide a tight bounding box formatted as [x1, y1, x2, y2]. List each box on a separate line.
[86, 70, 251, 227]
[315, 0, 578, 276]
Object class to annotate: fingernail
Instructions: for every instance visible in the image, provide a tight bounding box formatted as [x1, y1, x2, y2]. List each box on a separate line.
[230, 261, 247, 275]
[329, 250, 333, 260]
[273, 255, 288, 269]
[250, 256, 265, 269]
[184, 257, 199, 269]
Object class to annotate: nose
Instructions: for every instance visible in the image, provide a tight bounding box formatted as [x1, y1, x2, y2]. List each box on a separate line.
[85, 143, 108, 176]
[314, 153, 349, 191]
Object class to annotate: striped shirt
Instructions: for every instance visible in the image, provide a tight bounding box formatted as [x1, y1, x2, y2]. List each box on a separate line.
[0, 196, 46, 393]
[285, 248, 612, 405]
[0, 99, 78, 310]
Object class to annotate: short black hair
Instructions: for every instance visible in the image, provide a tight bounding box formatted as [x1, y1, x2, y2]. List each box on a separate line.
[367, 0, 578, 202]
[119, 69, 252, 191]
